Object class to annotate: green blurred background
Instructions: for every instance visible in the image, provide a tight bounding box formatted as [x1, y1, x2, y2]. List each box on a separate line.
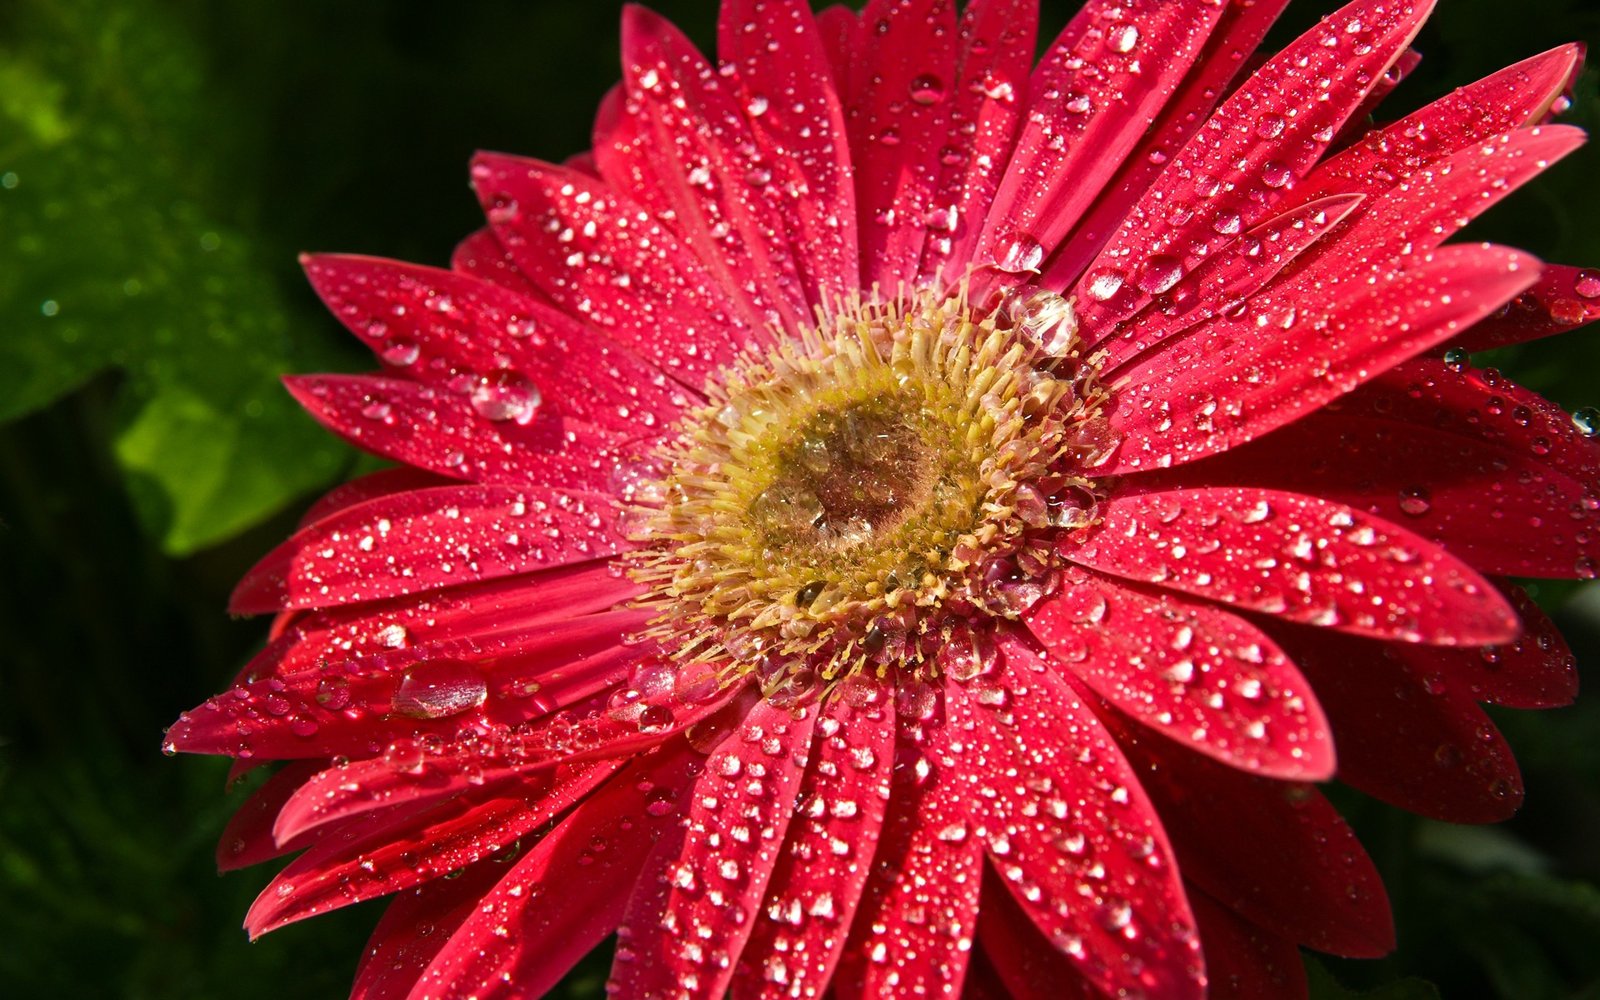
[4, 1, 1600, 997]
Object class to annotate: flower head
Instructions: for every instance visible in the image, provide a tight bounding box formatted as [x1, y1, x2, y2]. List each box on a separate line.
[169, 0, 1598, 997]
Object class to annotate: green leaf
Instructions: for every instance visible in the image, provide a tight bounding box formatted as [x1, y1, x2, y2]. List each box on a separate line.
[0, 0, 355, 553]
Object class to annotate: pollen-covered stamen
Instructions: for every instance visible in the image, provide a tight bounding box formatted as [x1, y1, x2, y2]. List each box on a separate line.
[622, 287, 1117, 696]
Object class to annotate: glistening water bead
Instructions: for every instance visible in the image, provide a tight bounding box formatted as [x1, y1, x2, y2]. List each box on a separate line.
[620, 287, 1120, 698]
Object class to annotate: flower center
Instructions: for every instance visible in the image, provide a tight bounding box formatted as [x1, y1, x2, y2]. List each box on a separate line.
[621, 288, 1116, 700]
[753, 396, 933, 548]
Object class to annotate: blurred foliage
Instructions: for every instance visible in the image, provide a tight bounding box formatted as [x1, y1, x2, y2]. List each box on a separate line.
[2, 0, 1600, 997]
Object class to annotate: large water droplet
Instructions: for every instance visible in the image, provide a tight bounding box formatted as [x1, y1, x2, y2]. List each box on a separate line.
[469, 369, 542, 424]
[908, 73, 946, 105]
[995, 232, 1044, 274]
[392, 660, 488, 719]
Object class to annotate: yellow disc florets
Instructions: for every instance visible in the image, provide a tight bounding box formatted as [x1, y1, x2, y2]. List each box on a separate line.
[620, 286, 1116, 702]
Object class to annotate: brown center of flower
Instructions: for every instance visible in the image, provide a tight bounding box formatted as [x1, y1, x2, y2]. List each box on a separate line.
[754, 397, 934, 548]
[620, 287, 1117, 700]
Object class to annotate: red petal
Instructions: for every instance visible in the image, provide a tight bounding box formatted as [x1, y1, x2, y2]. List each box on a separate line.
[352, 864, 507, 1000]
[1286, 126, 1583, 289]
[1466, 583, 1579, 709]
[1111, 717, 1394, 958]
[610, 699, 816, 999]
[301, 254, 688, 434]
[1068, 487, 1518, 645]
[1106, 244, 1539, 474]
[1190, 890, 1309, 1000]
[295, 468, 450, 530]
[1333, 46, 1423, 147]
[845, 0, 958, 291]
[236, 561, 638, 688]
[411, 743, 706, 998]
[244, 761, 615, 937]
[814, 5, 860, 105]
[950, 635, 1205, 1000]
[469, 153, 758, 384]
[833, 686, 984, 1000]
[601, 8, 810, 335]
[285, 375, 627, 491]
[1026, 568, 1333, 779]
[1039, 0, 1292, 289]
[1286, 45, 1583, 210]
[975, 876, 1103, 1000]
[1451, 263, 1600, 351]
[974, 0, 1229, 288]
[1071, 0, 1435, 335]
[215, 760, 325, 871]
[1099, 193, 1367, 379]
[231, 484, 629, 613]
[718, 0, 860, 306]
[1273, 624, 1526, 822]
[263, 679, 740, 844]
[1136, 406, 1600, 579]
[449, 228, 539, 296]
[731, 691, 896, 998]
[920, 0, 1039, 287]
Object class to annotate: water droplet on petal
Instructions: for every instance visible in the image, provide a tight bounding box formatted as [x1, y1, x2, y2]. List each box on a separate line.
[469, 369, 542, 424]
[392, 660, 488, 719]
[995, 232, 1044, 274]
[1398, 486, 1432, 516]
[908, 74, 946, 105]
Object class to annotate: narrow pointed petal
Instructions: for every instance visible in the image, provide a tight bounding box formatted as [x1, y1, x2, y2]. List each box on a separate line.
[353, 862, 506, 1000]
[470, 153, 760, 383]
[1137, 406, 1600, 579]
[411, 744, 707, 999]
[285, 375, 626, 491]
[1027, 568, 1333, 779]
[215, 760, 326, 871]
[1068, 487, 1518, 645]
[1111, 717, 1394, 958]
[231, 484, 629, 614]
[718, 0, 860, 305]
[1335, 46, 1424, 147]
[974, 0, 1229, 284]
[1274, 625, 1526, 822]
[610, 700, 816, 1000]
[238, 561, 639, 686]
[975, 878, 1104, 1000]
[833, 690, 984, 1000]
[922, 0, 1038, 286]
[1451, 263, 1600, 351]
[814, 5, 860, 103]
[260, 679, 738, 842]
[295, 468, 450, 529]
[1106, 244, 1539, 474]
[1190, 890, 1309, 1000]
[1287, 126, 1583, 288]
[301, 254, 688, 433]
[245, 761, 615, 937]
[731, 692, 895, 998]
[449, 228, 539, 297]
[601, 7, 810, 334]
[846, 0, 958, 291]
[1099, 194, 1367, 374]
[950, 634, 1205, 1000]
[1039, 0, 1292, 289]
[1071, 0, 1435, 334]
[1286, 45, 1584, 210]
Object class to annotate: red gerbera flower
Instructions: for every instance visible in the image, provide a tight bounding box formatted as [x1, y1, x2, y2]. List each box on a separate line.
[167, 0, 1600, 996]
